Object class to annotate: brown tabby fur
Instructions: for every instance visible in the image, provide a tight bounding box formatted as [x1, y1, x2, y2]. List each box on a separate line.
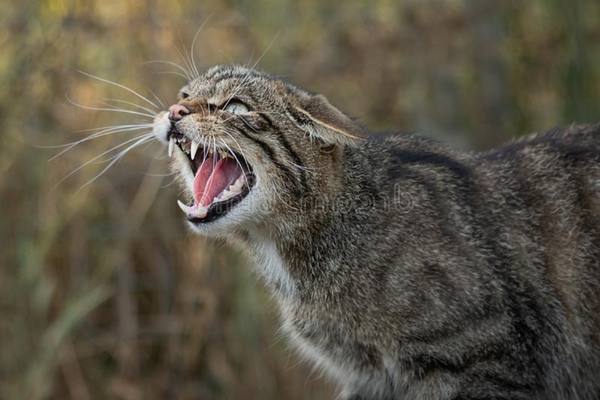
[152, 65, 600, 400]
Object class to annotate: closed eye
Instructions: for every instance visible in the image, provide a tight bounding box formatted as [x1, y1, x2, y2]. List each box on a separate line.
[223, 100, 250, 115]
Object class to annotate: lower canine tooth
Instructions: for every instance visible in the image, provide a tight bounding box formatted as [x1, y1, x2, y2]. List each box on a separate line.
[177, 200, 208, 218]
[177, 199, 193, 214]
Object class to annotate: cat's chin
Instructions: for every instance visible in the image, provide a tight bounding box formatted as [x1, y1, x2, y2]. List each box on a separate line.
[168, 131, 256, 226]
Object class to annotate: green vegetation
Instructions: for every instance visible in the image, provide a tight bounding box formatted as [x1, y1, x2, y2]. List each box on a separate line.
[1, 0, 598, 399]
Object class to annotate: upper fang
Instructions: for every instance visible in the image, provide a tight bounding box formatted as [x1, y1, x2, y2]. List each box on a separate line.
[168, 137, 174, 157]
[191, 141, 199, 160]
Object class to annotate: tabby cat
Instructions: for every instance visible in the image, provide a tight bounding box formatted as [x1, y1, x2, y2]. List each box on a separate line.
[151, 65, 600, 400]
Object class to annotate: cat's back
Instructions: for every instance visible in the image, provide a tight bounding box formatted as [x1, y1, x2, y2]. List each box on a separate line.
[479, 124, 600, 326]
[480, 122, 600, 168]
[349, 125, 600, 399]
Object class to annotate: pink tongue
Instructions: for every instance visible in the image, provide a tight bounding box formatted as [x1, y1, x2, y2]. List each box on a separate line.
[193, 156, 242, 207]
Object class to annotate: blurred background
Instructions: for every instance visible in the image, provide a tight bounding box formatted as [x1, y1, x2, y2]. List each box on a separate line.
[1, 0, 599, 399]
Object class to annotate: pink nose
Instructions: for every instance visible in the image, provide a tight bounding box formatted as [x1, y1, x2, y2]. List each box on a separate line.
[168, 104, 190, 121]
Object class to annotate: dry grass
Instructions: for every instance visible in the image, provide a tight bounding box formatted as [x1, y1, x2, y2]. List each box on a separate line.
[1, 0, 599, 399]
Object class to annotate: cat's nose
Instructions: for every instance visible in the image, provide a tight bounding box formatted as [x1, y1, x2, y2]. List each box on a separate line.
[169, 104, 190, 121]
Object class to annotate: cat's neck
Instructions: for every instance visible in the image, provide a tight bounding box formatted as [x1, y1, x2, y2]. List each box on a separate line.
[240, 146, 386, 300]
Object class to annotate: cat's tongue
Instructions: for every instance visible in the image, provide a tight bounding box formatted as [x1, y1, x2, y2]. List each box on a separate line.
[193, 155, 242, 207]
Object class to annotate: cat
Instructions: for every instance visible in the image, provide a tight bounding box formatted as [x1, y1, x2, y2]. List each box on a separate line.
[151, 64, 600, 400]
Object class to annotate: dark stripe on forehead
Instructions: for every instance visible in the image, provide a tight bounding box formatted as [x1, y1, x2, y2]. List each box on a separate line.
[256, 112, 275, 129]
[232, 126, 304, 197]
[252, 112, 310, 194]
[274, 131, 310, 194]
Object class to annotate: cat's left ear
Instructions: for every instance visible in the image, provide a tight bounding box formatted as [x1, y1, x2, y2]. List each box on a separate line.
[293, 94, 365, 147]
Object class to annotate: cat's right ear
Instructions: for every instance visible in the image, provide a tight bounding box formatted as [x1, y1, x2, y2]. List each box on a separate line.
[292, 94, 365, 148]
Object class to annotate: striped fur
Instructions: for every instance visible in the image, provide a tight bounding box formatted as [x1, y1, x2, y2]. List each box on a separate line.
[157, 65, 600, 400]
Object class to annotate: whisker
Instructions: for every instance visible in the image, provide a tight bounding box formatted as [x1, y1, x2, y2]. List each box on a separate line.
[290, 162, 317, 173]
[251, 31, 280, 70]
[219, 139, 247, 175]
[142, 60, 193, 81]
[213, 76, 252, 126]
[103, 98, 158, 117]
[218, 50, 235, 64]
[252, 110, 286, 116]
[48, 124, 153, 160]
[218, 129, 252, 170]
[77, 70, 160, 109]
[155, 70, 190, 80]
[237, 115, 259, 133]
[66, 96, 156, 119]
[161, 178, 179, 189]
[54, 132, 153, 190]
[245, 49, 256, 68]
[71, 123, 154, 134]
[144, 171, 176, 177]
[146, 88, 167, 109]
[77, 135, 155, 192]
[202, 136, 218, 201]
[174, 32, 197, 80]
[190, 13, 215, 80]
[37, 124, 152, 148]
[95, 100, 157, 118]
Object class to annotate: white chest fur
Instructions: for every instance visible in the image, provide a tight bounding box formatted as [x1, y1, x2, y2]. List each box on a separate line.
[250, 237, 296, 297]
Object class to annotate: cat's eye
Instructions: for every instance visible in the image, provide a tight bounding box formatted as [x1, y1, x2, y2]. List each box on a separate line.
[223, 101, 250, 115]
[179, 92, 190, 99]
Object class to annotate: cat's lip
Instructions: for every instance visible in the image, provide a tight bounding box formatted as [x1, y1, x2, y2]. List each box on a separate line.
[169, 130, 255, 223]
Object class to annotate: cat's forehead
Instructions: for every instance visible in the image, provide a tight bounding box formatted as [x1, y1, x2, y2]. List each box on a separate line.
[184, 65, 277, 100]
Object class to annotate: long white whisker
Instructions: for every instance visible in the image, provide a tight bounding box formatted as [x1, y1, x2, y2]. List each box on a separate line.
[54, 132, 153, 189]
[72, 123, 154, 134]
[237, 115, 258, 133]
[77, 135, 155, 192]
[219, 129, 252, 170]
[95, 101, 157, 118]
[146, 88, 166, 109]
[214, 76, 252, 126]
[142, 60, 193, 80]
[251, 31, 280, 69]
[219, 139, 246, 174]
[161, 178, 179, 189]
[155, 71, 190, 80]
[77, 70, 160, 109]
[37, 124, 152, 149]
[174, 32, 196, 80]
[190, 13, 215, 79]
[245, 49, 256, 68]
[66, 96, 155, 119]
[144, 171, 176, 177]
[99, 135, 154, 163]
[103, 98, 158, 116]
[48, 125, 153, 160]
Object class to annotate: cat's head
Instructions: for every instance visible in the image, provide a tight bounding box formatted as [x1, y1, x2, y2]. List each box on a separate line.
[153, 64, 364, 236]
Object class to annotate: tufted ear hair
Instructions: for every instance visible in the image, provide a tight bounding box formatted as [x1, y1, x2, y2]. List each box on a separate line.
[293, 94, 365, 147]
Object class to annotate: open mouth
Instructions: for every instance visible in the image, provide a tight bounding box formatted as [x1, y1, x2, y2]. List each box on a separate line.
[169, 132, 254, 224]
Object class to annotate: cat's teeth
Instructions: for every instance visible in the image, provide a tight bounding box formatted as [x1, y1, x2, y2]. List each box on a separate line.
[168, 137, 174, 157]
[231, 176, 245, 192]
[191, 141, 199, 160]
[177, 199, 193, 214]
[177, 199, 210, 218]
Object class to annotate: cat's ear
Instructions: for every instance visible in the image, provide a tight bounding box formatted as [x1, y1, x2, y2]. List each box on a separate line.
[293, 94, 364, 147]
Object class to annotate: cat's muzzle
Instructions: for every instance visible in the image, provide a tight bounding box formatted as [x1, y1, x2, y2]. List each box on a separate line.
[167, 127, 255, 224]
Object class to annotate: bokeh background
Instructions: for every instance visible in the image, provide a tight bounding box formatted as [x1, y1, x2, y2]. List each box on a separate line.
[1, 0, 600, 399]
